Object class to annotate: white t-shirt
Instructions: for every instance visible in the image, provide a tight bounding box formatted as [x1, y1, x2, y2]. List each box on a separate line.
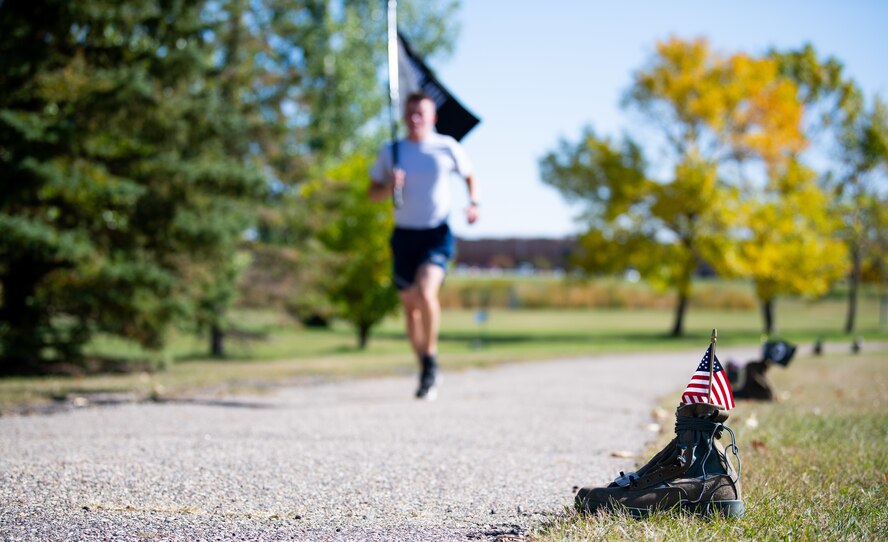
[370, 132, 473, 229]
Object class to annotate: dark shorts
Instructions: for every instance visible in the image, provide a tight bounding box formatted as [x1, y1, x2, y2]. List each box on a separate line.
[390, 222, 455, 291]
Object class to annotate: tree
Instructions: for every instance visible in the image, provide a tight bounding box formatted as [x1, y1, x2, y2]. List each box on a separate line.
[737, 160, 847, 334]
[541, 38, 807, 336]
[859, 192, 888, 328]
[189, 250, 252, 358]
[0, 0, 263, 373]
[299, 155, 399, 348]
[836, 98, 888, 333]
[214, 0, 461, 195]
[542, 130, 738, 336]
[768, 44, 888, 335]
[233, 0, 461, 341]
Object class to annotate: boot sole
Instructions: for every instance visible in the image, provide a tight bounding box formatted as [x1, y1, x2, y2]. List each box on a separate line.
[688, 499, 745, 518]
[578, 498, 745, 519]
[620, 499, 744, 519]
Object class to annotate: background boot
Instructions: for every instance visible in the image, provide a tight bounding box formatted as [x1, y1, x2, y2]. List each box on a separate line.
[733, 360, 774, 400]
[576, 403, 743, 518]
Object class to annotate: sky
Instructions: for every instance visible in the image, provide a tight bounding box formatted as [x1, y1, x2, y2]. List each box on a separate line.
[429, 1, 888, 240]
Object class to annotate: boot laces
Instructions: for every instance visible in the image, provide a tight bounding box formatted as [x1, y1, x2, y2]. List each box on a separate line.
[611, 416, 742, 492]
[675, 416, 742, 505]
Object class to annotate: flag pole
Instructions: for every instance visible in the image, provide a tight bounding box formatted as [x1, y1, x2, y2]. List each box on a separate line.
[708, 328, 717, 404]
[386, 0, 403, 207]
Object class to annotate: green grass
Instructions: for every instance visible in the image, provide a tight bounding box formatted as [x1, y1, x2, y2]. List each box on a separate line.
[149, 295, 886, 361]
[1, 294, 885, 411]
[531, 351, 888, 541]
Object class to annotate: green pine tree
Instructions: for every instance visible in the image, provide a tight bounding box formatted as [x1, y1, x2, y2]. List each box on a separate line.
[0, 0, 263, 373]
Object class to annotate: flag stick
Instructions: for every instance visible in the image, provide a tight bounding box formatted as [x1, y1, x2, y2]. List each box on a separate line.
[386, 0, 403, 207]
[708, 328, 717, 404]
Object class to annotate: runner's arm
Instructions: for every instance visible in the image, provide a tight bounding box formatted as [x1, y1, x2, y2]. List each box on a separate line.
[465, 174, 479, 224]
[369, 169, 405, 202]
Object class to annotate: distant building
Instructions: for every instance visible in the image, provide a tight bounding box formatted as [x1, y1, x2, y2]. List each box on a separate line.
[455, 237, 717, 277]
[455, 237, 576, 270]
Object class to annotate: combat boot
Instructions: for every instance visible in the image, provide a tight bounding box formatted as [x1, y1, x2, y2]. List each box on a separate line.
[576, 403, 743, 518]
[732, 360, 774, 401]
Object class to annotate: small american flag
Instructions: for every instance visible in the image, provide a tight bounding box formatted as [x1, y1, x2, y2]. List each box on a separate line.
[681, 345, 735, 410]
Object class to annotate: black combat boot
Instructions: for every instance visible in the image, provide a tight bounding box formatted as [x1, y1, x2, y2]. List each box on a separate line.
[576, 403, 743, 518]
[731, 360, 774, 400]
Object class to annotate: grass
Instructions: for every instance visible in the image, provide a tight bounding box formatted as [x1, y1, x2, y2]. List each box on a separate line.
[530, 350, 888, 541]
[123, 295, 887, 361]
[1, 294, 885, 411]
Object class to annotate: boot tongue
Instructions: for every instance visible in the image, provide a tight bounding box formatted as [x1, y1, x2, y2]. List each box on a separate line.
[676, 402, 729, 422]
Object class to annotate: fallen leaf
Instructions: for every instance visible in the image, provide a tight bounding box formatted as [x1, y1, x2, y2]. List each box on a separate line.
[610, 450, 635, 458]
[751, 439, 767, 452]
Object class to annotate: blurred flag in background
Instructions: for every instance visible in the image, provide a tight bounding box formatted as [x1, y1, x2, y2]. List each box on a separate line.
[397, 32, 480, 141]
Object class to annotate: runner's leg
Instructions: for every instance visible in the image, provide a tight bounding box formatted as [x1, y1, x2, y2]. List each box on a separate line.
[399, 289, 425, 358]
[414, 263, 446, 356]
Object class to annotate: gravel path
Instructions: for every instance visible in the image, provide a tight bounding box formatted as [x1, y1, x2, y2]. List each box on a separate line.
[1, 347, 759, 541]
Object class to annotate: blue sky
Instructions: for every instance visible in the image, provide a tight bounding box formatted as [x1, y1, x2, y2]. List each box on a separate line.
[431, 1, 888, 239]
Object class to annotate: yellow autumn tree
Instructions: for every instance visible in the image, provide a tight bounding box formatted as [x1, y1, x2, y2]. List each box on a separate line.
[738, 161, 847, 333]
[542, 37, 809, 336]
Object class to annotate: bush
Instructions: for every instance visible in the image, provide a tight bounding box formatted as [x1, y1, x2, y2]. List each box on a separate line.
[441, 276, 757, 310]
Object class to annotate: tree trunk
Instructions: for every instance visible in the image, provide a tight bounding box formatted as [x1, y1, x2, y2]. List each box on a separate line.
[844, 245, 861, 334]
[0, 264, 49, 374]
[670, 293, 688, 337]
[358, 323, 370, 349]
[210, 324, 225, 358]
[880, 293, 887, 329]
[761, 298, 775, 336]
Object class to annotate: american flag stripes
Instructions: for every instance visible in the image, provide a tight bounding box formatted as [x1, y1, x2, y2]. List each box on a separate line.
[681, 345, 735, 410]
